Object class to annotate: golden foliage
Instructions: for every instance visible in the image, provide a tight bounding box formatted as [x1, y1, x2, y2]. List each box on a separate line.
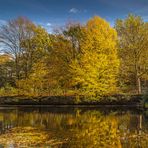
[70, 16, 119, 97]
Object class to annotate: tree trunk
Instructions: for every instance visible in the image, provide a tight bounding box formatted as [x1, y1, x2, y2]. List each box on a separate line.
[15, 56, 20, 81]
[139, 114, 142, 135]
[137, 77, 142, 94]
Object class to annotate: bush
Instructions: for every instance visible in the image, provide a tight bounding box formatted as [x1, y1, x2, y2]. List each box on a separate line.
[0, 84, 19, 96]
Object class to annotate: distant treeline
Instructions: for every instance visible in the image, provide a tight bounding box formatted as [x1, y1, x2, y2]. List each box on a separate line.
[0, 14, 148, 100]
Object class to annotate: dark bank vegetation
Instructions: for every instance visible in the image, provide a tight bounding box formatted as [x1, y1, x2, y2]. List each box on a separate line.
[0, 14, 148, 103]
[0, 94, 144, 106]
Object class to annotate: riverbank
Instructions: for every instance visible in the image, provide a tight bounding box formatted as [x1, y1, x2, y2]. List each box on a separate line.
[0, 94, 146, 107]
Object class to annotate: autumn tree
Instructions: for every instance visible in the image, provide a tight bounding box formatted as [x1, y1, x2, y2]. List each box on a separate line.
[0, 54, 14, 87]
[63, 23, 83, 57]
[18, 26, 51, 96]
[70, 16, 119, 97]
[20, 25, 51, 78]
[18, 60, 49, 96]
[48, 35, 74, 93]
[115, 14, 148, 94]
[0, 17, 35, 80]
[48, 23, 84, 95]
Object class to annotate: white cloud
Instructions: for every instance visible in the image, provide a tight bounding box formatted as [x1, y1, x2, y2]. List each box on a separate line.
[46, 22, 51, 26]
[69, 8, 79, 13]
[69, 8, 88, 14]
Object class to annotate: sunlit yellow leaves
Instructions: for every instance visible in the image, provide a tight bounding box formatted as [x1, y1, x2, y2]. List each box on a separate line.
[116, 14, 148, 93]
[0, 54, 12, 64]
[70, 16, 119, 97]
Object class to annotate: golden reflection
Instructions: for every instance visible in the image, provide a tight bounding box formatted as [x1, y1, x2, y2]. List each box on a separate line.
[0, 127, 65, 147]
[66, 111, 122, 148]
[0, 109, 148, 147]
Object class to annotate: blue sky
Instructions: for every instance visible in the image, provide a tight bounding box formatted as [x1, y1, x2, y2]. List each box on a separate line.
[0, 0, 148, 32]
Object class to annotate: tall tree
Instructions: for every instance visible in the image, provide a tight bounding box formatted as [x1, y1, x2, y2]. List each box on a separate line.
[115, 14, 148, 94]
[70, 16, 119, 97]
[49, 24, 83, 93]
[63, 23, 83, 57]
[20, 26, 51, 78]
[17, 26, 51, 96]
[0, 17, 35, 80]
[49, 35, 74, 91]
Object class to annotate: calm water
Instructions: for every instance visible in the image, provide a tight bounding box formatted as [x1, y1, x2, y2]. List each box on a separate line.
[0, 106, 147, 147]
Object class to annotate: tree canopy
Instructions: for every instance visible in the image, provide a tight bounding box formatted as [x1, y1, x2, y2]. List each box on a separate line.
[0, 14, 148, 99]
[116, 14, 148, 94]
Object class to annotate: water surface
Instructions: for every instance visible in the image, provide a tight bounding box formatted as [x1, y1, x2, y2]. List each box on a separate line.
[0, 106, 147, 147]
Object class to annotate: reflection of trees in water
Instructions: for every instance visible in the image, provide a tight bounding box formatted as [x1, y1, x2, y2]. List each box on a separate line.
[66, 110, 122, 148]
[0, 109, 148, 147]
[0, 127, 65, 147]
[119, 114, 148, 148]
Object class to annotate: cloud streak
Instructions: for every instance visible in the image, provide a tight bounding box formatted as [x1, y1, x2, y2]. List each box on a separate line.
[69, 8, 79, 13]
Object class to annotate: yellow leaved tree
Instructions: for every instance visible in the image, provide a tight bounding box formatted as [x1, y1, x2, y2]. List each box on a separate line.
[70, 16, 119, 98]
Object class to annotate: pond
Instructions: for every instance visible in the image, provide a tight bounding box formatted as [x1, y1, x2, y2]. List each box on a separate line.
[0, 106, 147, 147]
